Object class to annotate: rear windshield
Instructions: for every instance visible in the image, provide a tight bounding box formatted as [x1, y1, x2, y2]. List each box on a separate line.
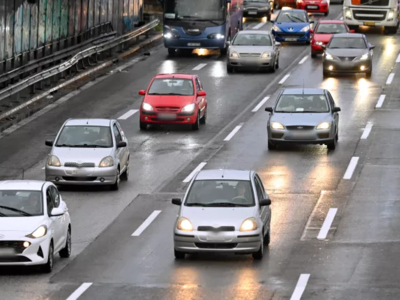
[329, 37, 366, 49]
[275, 94, 329, 113]
[148, 79, 194, 96]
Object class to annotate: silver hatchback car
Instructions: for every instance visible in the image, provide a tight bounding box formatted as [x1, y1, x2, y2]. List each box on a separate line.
[265, 88, 341, 150]
[45, 119, 130, 190]
[172, 169, 272, 260]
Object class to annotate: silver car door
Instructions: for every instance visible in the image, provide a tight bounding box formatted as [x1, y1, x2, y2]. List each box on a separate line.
[47, 187, 63, 252]
[117, 121, 129, 165]
[255, 175, 269, 228]
[112, 123, 125, 171]
[253, 175, 267, 228]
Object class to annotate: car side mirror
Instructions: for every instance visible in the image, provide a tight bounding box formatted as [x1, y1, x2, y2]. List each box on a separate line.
[139, 90, 146, 95]
[270, 20, 275, 23]
[321, 45, 326, 49]
[117, 141, 127, 148]
[198, 90, 207, 97]
[50, 206, 64, 216]
[226, 40, 231, 45]
[275, 41, 281, 47]
[350, 29, 355, 33]
[309, 29, 314, 33]
[265, 107, 273, 113]
[333, 107, 341, 112]
[45, 140, 54, 147]
[172, 198, 182, 205]
[369, 45, 375, 49]
[310, 20, 314, 24]
[260, 198, 271, 206]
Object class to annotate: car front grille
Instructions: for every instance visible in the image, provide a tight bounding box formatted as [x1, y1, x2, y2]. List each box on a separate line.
[286, 125, 315, 130]
[195, 243, 238, 249]
[156, 107, 180, 112]
[276, 33, 305, 38]
[239, 53, 261, 57]
[357, 0, 389, 6]
[353, 10, 387, 21]
[64, 162, 95, 168]
[0, 241, 25, 254]
[272, 132, 284, 139]
[62, 176, 97, 181]
[0, 256, 31, 262]
[317, 132, 330, 139]
[338, 56, 357, 61]
[197, 226, 235, 232]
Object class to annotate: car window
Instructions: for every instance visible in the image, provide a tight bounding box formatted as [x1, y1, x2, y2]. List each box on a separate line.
[276, 11, 307, 23]
[232, 33, 272, 46]
[49, 186, 60, 208]
[275, 94, 329, 113]
[315, 23, 348, 34]
[195, 79, 201, 91]
[254, 177, 264, 202]
[46, 188, 54, 215]
[0, 190, 44, 216]
[113, 124, 122, 143]
[327, 91, 335, 108]
[55, 125, 113, 148]
[185, 180, 255, 207]
[328, 37, 366, 49]
[148, 78, 194, 96]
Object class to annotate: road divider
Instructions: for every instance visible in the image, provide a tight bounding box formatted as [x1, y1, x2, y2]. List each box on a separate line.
[66, 283, 93, 300]
[193, 63, 207, 71]
[118, 109, 138, 120]
[252, 96, 270, 112]
[375, 94, 386, 108]
[183, 162, 207, 183]
[224, 124, 243, 141]
[343, 157, 359, 180]
[386, 73, 395, 85]
[361, 123, 373, 139]
[290, 274, 310, 300]
[132, 210, 162, 236]
[317, 208, 338, 240]
[279, 74, 290, 84]
[299, 56, 308, 64]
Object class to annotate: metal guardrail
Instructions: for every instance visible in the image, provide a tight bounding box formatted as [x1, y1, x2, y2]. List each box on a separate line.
[0, 19, 160, 104]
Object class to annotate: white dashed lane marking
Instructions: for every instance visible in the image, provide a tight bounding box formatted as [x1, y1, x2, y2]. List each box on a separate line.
[131, 210, 162, 236]
[183, 162, 207, 183]
[66, 283, 93, 300]
[118, 109, 138, 120]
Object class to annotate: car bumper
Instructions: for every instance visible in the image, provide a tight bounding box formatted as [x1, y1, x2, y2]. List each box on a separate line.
[164, 38, 225, 49]
[268, 128, 333, 143]
[45, 166, 117, 185]
[0, 234, 51, 266]
[323, 60, 372, 73]
[297, 3, 328, 12]
[272, 32, 310, 42]
[243, 9, 271, 17]
[311, 43, 326, 53]
[174, 231, 262, 254]
[140, 111, 198, 125]
[344, 10, 398, 27]
[228, 57, 274, 68]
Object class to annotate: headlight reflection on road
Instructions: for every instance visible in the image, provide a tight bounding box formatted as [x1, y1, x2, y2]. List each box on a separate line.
[159, 60, 177, 73]
[356, 78, 370, 102]
[211, 61, 225, 78]
[383, 37, 395, 56]
[230, 268, 262, 299]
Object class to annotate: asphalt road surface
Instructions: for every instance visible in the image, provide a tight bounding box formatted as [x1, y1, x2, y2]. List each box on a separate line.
[1, 5, 400, 300]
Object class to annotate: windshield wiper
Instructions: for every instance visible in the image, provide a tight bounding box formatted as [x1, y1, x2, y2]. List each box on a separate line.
[56, 144, 79, 147]
[286, 15, 305, 23]
[0, 205, 32, 216]
[206, 202, 249, 207]
[186, 202, 208, 207]
[80, 144, 109, 148]
[0, 211, 7, 217]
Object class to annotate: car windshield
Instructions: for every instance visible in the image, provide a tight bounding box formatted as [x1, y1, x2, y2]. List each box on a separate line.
[164, 0, 224, 21]
[244, 0, 269, 3]
[329, 37, 366, 49]
[148, 79, 194, 96]
[316, 24, 348, 34]
[276, 11, 307, 23]
[232, 33, 272, 46]
[185, 180, 255, 207]
[55, 125, 113, 148]
[0, 190, 43, 217]
[275, 94, 329, 113]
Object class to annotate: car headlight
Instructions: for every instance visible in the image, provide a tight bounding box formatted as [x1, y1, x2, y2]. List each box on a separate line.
[142, 102, 153, 111]
[182, 103, 195, 112]
[315, 41, 323, 46]
[240, 218, 258, 232]
[208, 33, 225, 39]
[99, 156, 114, 167]
[360, 54, 369, 60]
[176, 217, 193, 231]
[317, 122, 330, 130]
[48, 155, 61, 167]
[164, 31, 179, 39]
[262, 52, 271, 58]
[344, 8, 352, 19]
[325, 53, 334, 60]
[230, 52, 239, 58]
[26, 225, 47, 238]
[272, 25, 281, 32]
[300, 25, 310, 32]
[388, 10, 395, 20]
[271, 122, 285, 130]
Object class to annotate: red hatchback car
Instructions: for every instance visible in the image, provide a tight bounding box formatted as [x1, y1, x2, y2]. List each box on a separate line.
[139, 74, 207, 130]
[310, 20, 354, 58]
[296, 0, 329, 15]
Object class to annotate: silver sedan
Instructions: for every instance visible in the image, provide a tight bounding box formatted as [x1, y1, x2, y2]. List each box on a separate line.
[227, 30, 280, 73]
[265, 88, 341, 150]
[45, 118, 130, 190]
[172, 169, 272, 260]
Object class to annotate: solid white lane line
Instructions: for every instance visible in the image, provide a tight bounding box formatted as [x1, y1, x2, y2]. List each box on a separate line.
[253, 22, 265, 29]
[343, 157, 359, 180]
[193, 63, 207, 70]
[386, 73, 395, 84]
[252, 96, 270, 112]
[183, 162, 207, 183]
[317, 208, 338, 240]
[132, 210, 162, 236]
[224, 125, 243, 141]
[299, 56, 308, 64]
[279, 74, 290, 84]
[361, 123, 373, 139]
[375, 94, 386, 108]
[66, 283, 93, 300]
[118, 109, 138, 120]
[396, 53, 400, 63]
[290, 274, 310, 300]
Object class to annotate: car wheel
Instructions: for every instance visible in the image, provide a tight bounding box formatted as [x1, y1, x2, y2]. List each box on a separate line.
[267, 13, 272, 22]
[323, 69, 330, 77]
[268, 139, 277, 150]
[227, 65, 234, 73]
[348, 25, 358, 31]
[276, 55, 279, 69]
[311, 52, 317, 58]
[200, 108, 207, 124]
[41, 241, 54, 273]
[366, 69, 372, 78]
[327, 135, 337, 150]
[168, 48, 176, 56]
[192, 111, 200, 130]
[264, 229, 270, 245]
[306, 40, 310, 45]
[111, 169, 120, 190]
[120, 159, 129, 181]
[221, 35, 231, 55]
[174, 249, 185, 259]
[140, 121, 147, 131]
[324, 10, 329, 16]
[59, 227, 71, 258]
[252, 235, 264, 260]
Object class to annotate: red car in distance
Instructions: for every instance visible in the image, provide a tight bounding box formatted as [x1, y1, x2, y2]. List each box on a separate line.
[310, 20, 355, 58]
[296, 0, 329, 16]
[138, 74, 207, 131]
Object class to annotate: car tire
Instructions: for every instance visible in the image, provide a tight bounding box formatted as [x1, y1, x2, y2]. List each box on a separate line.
[324, 10, 329, 16]
[366, 69, 372, 78]
[348, 25, 358, 31]
[174, 249, 185, 259]
[276, 56, 279, 69]
[59, 227, 71, 258]
[111, 169, 120, 191]
[268, 139, 277, 150]
[41, 241, 54, 273]
[252, 235, 264, 260]
[168, 48, 175, 56]
[311, 52, 317, 58]
[327, 134, 337, 150]
[192, 111, 200, 130]
[120, 159, 129, 181]
[306, 41, 310, 45]
[267, 13, 272, 22]
[323, 69, 329, 77]
[270, 61, 276, 73]
[140, 121, 147, 130]
[200, 108, 207, 124]
[227, 65, 234, 73]
[264, 229, 271, 245]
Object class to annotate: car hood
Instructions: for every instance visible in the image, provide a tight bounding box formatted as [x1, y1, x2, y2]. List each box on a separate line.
[144, 95, 195, 107]
[180, 206, 257, 230]
[275, 22, 309, 32]
[52, 147, 113, 164]
[230, 45, 274, 53]
[313, 33, 333, 43]
[271, 113, 331, 126]
[326, 48, 367, 57]
[0, 216, 45, 235]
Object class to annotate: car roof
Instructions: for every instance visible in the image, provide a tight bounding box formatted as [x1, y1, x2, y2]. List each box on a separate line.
[154, 73, 194, 79]
[281, 9, 306, 13]
[282, 88, 326, 95]
[332, 33, 364, 38]
[318, 20, 345, 24]
[0, 180, 46, 191]
[237, 30, 270, 35]
[64, 118, 113, 126]
[195, 169, 252, 181]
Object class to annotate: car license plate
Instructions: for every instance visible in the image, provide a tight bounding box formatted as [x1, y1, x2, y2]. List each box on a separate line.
[307, 5, 318, 8]
[187, 43, 200, 46]
[249, 11, 257, 14]
[0, 248, 15, 256]
[71, 169, 80, 175]
[206, 234, 225, 241]
[364, 21, 375, 26]
[285, 38, 297, 41]
[158, 113, 177, 120]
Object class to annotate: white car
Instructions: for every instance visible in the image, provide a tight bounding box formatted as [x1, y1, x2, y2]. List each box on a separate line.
[0, 180, 71, 272]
